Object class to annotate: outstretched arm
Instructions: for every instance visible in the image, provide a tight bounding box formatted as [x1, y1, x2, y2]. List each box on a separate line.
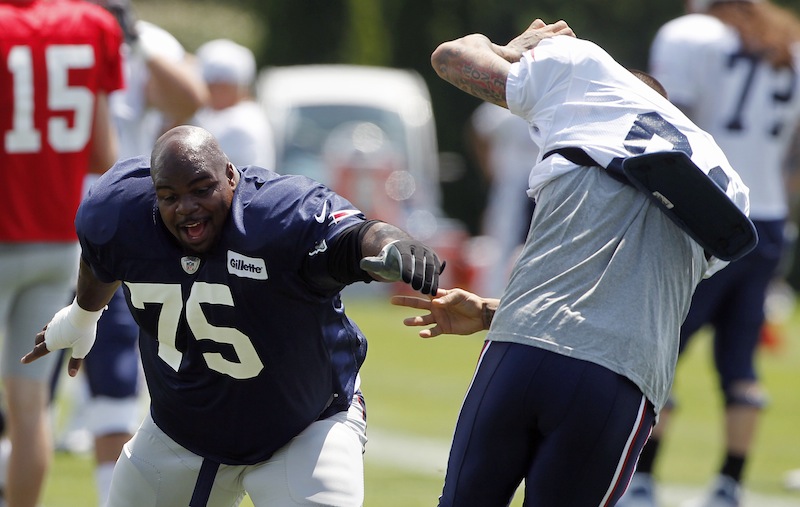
[430, 19, 575, 107]
[391, 288, 499, 338]
[21, 258, 120, 376]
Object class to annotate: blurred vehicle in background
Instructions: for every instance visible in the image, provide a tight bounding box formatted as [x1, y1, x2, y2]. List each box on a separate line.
[257, 64, 472, 291]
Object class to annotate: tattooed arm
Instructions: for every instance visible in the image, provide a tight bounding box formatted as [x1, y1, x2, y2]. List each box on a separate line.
[430, 19, 575, 108]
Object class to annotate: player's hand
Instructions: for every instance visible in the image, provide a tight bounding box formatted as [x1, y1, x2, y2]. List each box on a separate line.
[499, 19, 575, 62]
[360, 240, 445, 295]
[391, 288, 489, 338]
[20, 299, 104, 377]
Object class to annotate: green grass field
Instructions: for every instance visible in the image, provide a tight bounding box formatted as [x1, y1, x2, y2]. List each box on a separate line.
[42, 294, 800, 506]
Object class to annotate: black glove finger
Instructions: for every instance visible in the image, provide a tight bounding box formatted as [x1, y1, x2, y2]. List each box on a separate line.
[427, 254, 444, 295]
[399, 247, 414, 285]
[420, 249, 436, 295]
[410, 244, 426, 291]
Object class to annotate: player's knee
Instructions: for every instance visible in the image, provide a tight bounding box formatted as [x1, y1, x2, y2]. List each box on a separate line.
[724, 382, 768, 409]
[86, 396, 142, 436]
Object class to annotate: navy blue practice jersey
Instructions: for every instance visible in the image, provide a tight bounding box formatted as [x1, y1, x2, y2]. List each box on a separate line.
[75, 156, 369, 465]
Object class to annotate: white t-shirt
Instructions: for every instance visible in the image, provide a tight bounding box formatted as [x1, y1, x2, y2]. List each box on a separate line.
[509, 36, 752, 274]
[492, 36, 753, 412]
[193, 100, 275, 170]
[507, 36, 750, 220]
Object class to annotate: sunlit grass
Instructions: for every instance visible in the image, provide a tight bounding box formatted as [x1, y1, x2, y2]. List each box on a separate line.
[43, 295, 800, 506]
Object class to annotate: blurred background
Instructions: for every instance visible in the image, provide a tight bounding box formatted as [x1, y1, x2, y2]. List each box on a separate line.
[39, 1, 800, 506]
[134, 0, 685, 237]
[133, 0, 800, 291]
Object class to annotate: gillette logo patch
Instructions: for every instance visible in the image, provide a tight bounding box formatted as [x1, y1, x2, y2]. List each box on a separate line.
[227, 251, 268, 280]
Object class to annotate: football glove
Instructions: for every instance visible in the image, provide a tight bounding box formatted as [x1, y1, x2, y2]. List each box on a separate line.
[44, 298, 105, 359]
[360, 240, 445, 295]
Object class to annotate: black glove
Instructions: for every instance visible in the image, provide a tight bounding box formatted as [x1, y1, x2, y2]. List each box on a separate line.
[360, 240, 445, 295]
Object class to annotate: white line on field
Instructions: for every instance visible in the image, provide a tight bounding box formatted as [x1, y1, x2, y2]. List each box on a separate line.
[364, 429, 800, 507]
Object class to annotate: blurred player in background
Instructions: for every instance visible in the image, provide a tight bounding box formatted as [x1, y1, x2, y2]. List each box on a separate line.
[467, 101, 538, 298]
[193, 38, 274, 169]
[0, 1, 123, 505]
[620, 1, 800, 506]
[64, 1, 208, 505]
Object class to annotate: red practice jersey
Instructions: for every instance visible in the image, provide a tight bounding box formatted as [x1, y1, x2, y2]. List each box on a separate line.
[0, 0, 124, 241]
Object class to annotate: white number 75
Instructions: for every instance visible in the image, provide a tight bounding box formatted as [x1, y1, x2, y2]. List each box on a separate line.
[126, 282, 265, 380]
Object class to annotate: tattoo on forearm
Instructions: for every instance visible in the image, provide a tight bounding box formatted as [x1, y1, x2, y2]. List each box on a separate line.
[435, 46, 507, 105]
[459, 63, 506, 104]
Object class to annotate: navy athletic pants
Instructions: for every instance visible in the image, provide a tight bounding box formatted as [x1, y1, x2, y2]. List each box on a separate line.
[439, 341, 655, 507]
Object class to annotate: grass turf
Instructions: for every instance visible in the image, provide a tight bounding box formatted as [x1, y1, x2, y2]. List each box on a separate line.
[42, 294, 800, 506]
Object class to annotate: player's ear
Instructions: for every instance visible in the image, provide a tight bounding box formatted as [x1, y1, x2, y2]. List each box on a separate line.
[226, 161, 238, 189]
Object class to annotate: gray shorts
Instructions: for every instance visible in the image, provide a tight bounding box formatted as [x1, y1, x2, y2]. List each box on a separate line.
[0, 242, 79, 381]
[109, 389, 368, 507]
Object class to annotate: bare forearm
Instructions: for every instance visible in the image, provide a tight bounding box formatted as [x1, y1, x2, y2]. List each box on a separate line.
[75, 258, 121, 311]
[146, 56, 209, 123]
[431, 34, 511, 108]
[88, 93, 117, 174]
[431, 20, 575, 109]
[359, 221, 413, 257]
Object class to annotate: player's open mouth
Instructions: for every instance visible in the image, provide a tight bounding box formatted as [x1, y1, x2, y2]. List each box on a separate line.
[181, 220, 209, 243]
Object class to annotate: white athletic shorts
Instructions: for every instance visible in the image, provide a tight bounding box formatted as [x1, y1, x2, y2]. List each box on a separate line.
[108, 389, 368, 507]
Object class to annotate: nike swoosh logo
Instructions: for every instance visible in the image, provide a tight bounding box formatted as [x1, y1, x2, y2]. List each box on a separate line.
[314, 200, 330, 223]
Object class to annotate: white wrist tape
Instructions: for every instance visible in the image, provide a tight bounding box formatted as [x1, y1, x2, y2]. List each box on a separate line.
[44, 297, 104, 359]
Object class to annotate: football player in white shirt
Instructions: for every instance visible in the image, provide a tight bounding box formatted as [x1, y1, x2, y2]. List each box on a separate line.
[621, 1, 800, 505]
[393, 17, 752, 507]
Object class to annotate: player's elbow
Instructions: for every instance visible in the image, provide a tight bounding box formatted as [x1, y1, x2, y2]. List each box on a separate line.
[431, 43, 454, 79]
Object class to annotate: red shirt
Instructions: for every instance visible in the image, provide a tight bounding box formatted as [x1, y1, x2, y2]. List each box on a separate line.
[0, 0, 124, 241]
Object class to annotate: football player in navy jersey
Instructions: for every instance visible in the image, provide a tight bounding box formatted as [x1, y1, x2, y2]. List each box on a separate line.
[392, 17, 752, 507]
[21, 125, 443, 507]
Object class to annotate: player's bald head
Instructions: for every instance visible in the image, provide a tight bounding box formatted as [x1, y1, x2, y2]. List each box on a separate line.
[150, 125, 239, 254]
[151, 125, 228, 180]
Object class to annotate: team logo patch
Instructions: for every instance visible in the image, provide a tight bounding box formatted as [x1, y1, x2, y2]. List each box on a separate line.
[181, 256, 201, 274]
[227, 251, 268, 280]
[329, 209, 361, 225]
[309, 239, 328, 256]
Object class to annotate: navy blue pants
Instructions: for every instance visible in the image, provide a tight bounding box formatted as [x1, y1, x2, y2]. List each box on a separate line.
[439, 341, 654, 507]
[680, 219, 784, 392]
[86, 287, 140, 398]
